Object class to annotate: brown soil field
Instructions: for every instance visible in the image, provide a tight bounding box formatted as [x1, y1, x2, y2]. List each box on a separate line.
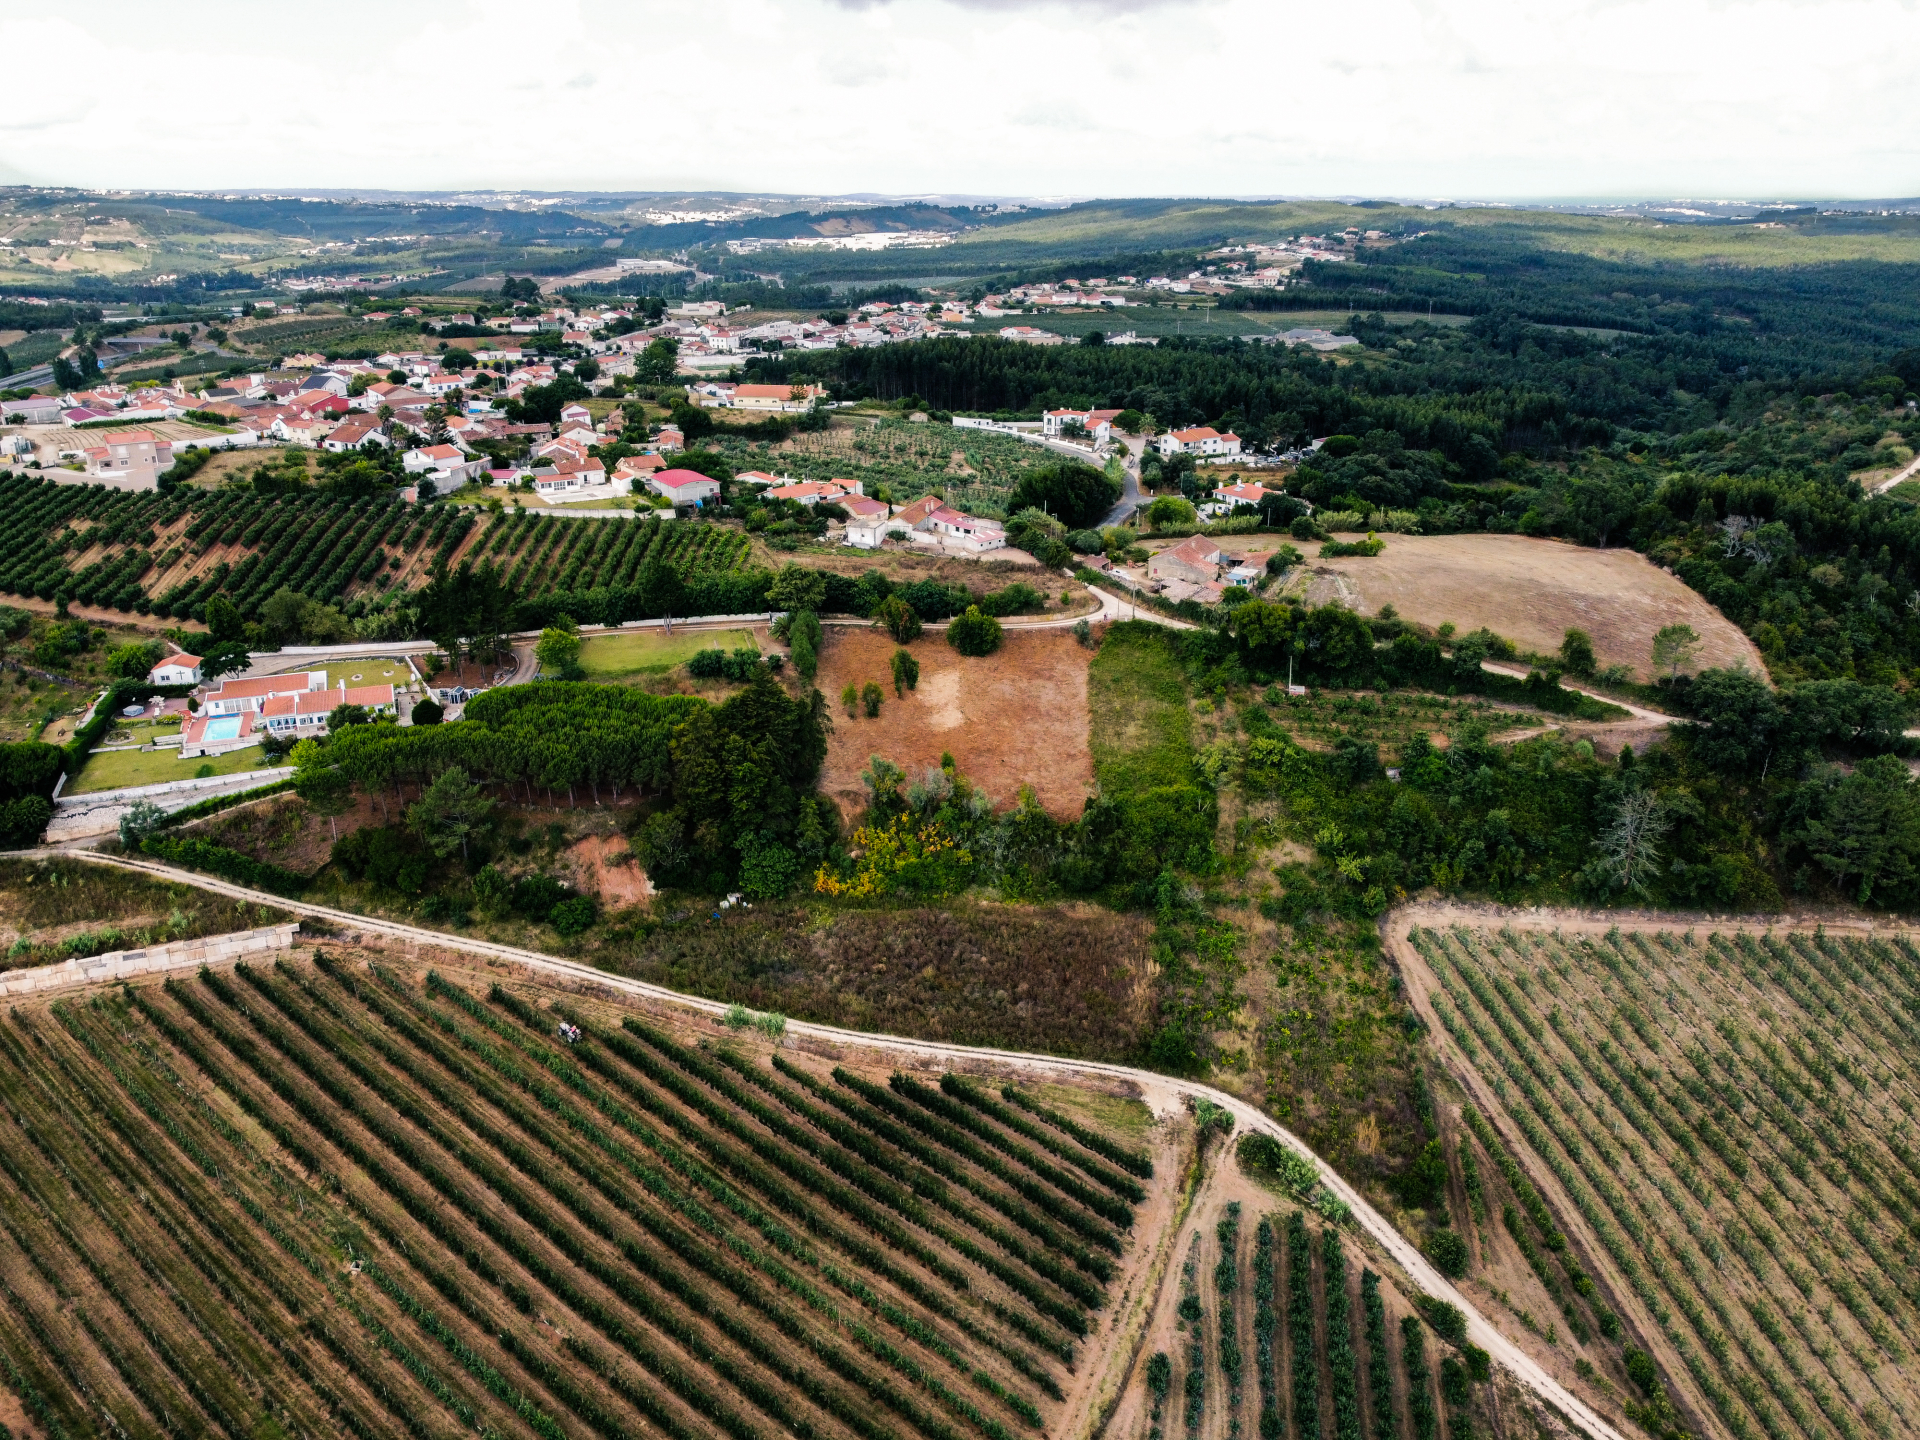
[1303, 533, 1765, 680]
[817, 626, 1094, 822]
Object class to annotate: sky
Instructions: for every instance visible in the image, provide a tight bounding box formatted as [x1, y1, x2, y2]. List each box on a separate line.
[3, 0, 1918, 201]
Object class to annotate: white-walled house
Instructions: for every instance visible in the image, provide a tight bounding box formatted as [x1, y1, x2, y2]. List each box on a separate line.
[1157, 426, 1242, 458]
[204, 671, 327, 716]
[649, 468, 722, 507]
[149, 653, 202, 686]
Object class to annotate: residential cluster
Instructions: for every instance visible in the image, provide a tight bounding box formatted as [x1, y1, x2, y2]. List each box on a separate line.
[137, 657, 405, 758]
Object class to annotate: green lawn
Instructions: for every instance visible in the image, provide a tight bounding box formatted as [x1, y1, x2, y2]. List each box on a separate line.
[267, 659, 416, 691]
[1087, 621, 1194, 795]
[69, 743, 276, 795]
[577, 628, 759, 678]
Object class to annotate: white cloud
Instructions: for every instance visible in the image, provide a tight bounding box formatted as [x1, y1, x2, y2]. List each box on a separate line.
[1, 0, 1916, 198]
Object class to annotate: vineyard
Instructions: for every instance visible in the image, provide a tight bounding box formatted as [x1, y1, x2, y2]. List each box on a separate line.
[1404, 919, 1920, 1440]
[712, 420, 1050, 516]
[0, 951, 1162, 1440]
[0, 474, 759, 626]
[1136, 1197, 1489, 1440]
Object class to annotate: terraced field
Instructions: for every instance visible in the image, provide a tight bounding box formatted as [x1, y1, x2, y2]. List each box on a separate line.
[1400, 918, 1920, 1440]
[0, 951, 1161, 1440]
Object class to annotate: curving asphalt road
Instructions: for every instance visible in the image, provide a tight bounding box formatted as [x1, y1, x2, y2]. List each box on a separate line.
[17, 846, 1625, 1440]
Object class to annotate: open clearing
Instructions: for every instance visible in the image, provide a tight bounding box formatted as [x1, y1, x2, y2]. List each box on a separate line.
[579, 627, 762, 677]
[0, 942, 1178, 1440]
[1303, 534, 1765, 680]
[1393, 908, 1920, 1440]
[817, 627, 1093, 822]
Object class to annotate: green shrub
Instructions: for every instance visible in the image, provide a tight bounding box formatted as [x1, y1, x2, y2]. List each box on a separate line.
[1425, 1227, 1469, 1279]
[947, 606, 1003, 657]
[1413, 1294, 1467, 1345]
[549, 895, 597, 936]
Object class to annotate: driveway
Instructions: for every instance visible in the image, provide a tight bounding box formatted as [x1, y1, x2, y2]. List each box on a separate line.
[14, 846, 1629, 1440]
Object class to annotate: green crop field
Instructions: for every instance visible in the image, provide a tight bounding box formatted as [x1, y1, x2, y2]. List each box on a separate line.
[1410, 921, 1920, 1440]
[0, 955, 1158, 1440]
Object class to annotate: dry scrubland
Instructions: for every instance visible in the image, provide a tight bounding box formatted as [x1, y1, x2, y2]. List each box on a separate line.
[1303, 535, 1765, 679]
[1398, 916, 1920, 1440]
[0, 946, 1178, 1440]
[818, 628, 1095, 823]
[0, 855, 288, 975]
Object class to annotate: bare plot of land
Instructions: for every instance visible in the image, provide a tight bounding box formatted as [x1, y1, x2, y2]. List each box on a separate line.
[817, 627, 1094, 821]
[1304, 534, 1764, 680]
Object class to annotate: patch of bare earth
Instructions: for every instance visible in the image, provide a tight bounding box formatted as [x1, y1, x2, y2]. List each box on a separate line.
[816, 626, 1093, 821]
[1303, 533, 1765, 679]
[568, 833, 653, 909]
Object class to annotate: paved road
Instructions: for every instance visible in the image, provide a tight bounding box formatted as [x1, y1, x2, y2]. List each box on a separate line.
[1100, 435, 1147, 528]
[13, 845, 1627, 1440]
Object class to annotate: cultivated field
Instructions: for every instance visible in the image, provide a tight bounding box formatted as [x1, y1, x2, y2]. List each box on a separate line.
[1303, 534, 1765, 680]
[0, 947, 1175, 1440]
[1397, 913, 1920, 1440]
[817, 628, 1093, 822]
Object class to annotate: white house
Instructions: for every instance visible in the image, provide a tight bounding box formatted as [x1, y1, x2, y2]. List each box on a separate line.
[1199, 480, 1272, 519]
[81, 429, 174, 490]
[723, 383, 825, 413]
[1158, 426, 1242, 458]
[1042, 408, 1120, 441]
[205, 671, 328, 716]
[841, 495, 898, 549]
[649, 467, 722, 508]
[149, 653, 202, 686]
[926, 505, 1006, 551]
[260, 682, 397, 736]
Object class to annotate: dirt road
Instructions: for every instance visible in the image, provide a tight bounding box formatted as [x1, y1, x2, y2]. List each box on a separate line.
[13, 847, 1629, 1440]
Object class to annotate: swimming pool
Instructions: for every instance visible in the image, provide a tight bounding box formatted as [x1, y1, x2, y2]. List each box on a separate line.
[202, 715, 242, 741]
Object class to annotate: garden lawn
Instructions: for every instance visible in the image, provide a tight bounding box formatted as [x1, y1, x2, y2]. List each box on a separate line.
[577, 627, 758, 678]
[68, 742, 277, 794]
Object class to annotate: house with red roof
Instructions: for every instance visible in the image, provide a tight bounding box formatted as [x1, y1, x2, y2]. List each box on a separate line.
[648, 468, 722, 507]
[1201, 480, 1273, 518]
[260, 682, 396, 737]
[149, 653, 202, 686]
[81, 430, 174, 490]
[205, 670, 327, 717]
[1157, 426, 1242, 458]
[1147, 535, 1224, 585]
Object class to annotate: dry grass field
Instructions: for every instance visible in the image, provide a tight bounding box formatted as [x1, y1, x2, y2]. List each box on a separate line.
[816, 627, 1094, 822]
[1303, 534, 1765, 680]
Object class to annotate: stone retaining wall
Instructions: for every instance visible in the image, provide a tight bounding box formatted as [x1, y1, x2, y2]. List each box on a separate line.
[0, 923, 301, 998]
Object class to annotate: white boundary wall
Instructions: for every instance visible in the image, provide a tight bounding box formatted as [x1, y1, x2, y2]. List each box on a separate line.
[0, 923, 300, 998]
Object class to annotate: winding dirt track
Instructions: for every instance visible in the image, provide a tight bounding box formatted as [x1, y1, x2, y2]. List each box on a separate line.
[11, 849, 1628, 1440]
